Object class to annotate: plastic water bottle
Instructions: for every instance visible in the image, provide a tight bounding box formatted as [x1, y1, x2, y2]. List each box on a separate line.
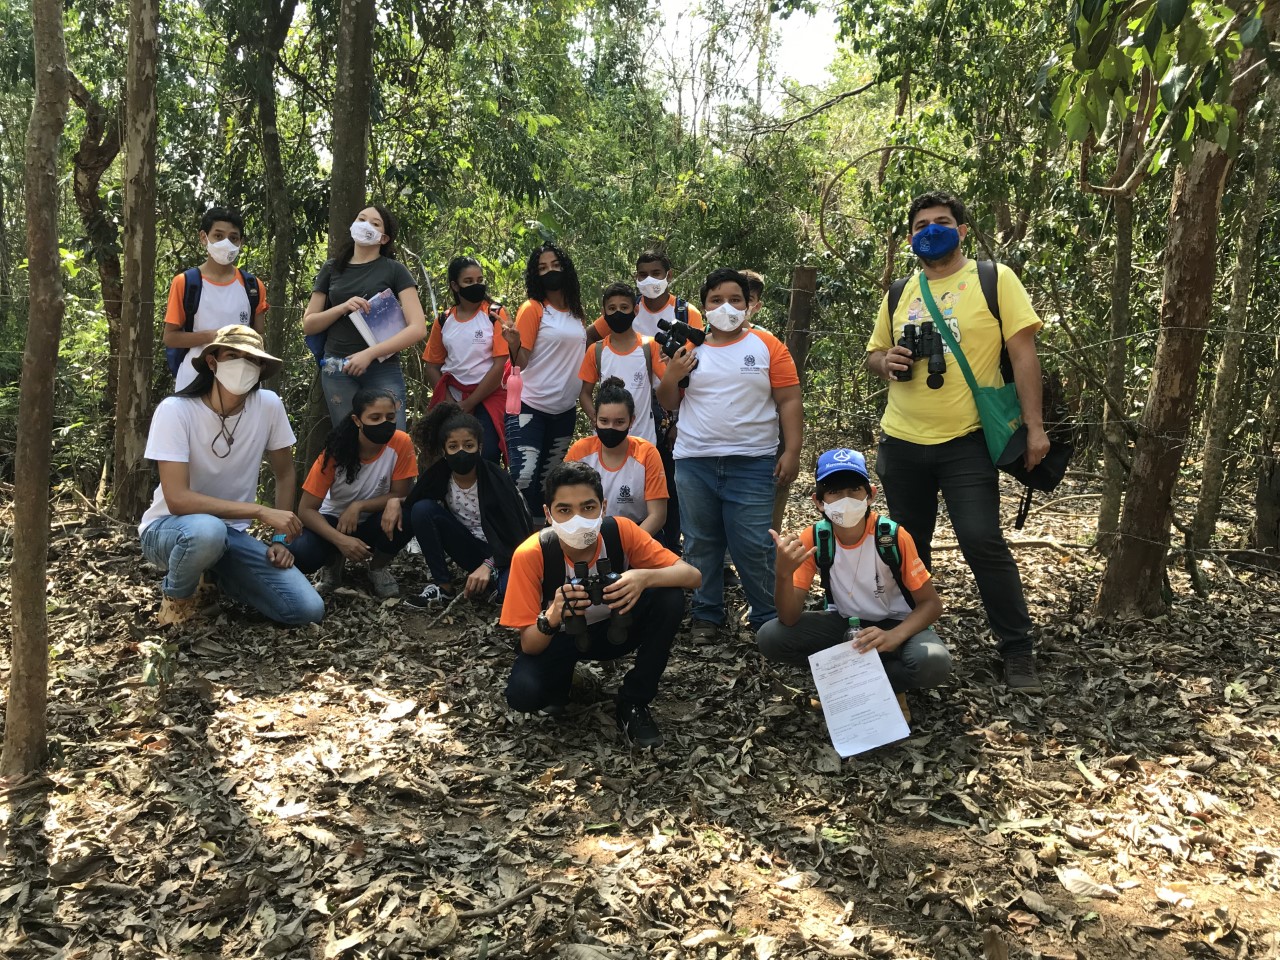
[505, 365, 524, 415]
[844, 616, 862, 647]
[321, 356, 349, 375]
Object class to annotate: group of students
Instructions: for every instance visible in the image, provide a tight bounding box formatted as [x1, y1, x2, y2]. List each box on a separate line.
[141, 188, 1051, 748]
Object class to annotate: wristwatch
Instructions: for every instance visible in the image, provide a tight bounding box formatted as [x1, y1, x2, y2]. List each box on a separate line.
[536, 611, 557, 636]
[271, 534, 288, 544]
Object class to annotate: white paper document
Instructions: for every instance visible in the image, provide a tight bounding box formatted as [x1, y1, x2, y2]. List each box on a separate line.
[808, 643, 910, 757]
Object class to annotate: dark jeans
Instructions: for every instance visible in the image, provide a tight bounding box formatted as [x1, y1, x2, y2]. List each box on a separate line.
[409, 499, 510, 594]
[474, 404, 502, 463]
[505, 585, 684, 710]
[657, 428, 682, 554]
[505, 403, 576, 517]
[876, 430, 1034, 656]
[288, 512, 414, 574]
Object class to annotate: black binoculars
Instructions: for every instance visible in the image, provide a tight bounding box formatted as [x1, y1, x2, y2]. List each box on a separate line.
[654, 318, 705, 388]
[895, 321, 947, 390]
[563, 557, 632, 651]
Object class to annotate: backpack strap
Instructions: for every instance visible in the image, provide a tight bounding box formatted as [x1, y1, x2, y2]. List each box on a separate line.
[181, 267, 203, 330]
[886, 276, 909, 326]
[538, 516, 626, 607]
[600, 516, 625, 574]
[239, 268, 261, 317]
[813, 519, 835, 608]
[874, 518, 917, 609]
[593, 340, 604, 380]
[976, 259, 1013, 383]
[674, 297, 689, 325]
[641, 337, 654, 383]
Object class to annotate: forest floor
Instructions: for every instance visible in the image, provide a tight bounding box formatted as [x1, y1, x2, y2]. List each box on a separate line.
[1, 477, 1279, 960]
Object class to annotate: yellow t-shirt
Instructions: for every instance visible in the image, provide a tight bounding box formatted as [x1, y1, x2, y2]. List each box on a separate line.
[866, 260, 1041, 445]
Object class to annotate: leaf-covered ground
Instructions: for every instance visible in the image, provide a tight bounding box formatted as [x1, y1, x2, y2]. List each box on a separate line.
[2, 479, 1279, 960]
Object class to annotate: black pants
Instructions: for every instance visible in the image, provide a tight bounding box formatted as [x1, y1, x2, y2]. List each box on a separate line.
[505, 586, 684, 710]
[876, 430, 1034, 656]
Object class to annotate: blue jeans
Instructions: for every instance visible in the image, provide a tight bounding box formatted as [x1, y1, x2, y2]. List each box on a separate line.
[505, 403, 576, 517]
[321, 358, 408, 430]
[876, 430, 1034, 656]
[287, 512, 414, 574]
[674, 455, 778, 629]
[409, 499, 510, 596]
[140, 514, 325, 626]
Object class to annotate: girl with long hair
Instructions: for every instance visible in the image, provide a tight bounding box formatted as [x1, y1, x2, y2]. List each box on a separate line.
[302, 204, 427, 429]
[288, 388, 418, 597]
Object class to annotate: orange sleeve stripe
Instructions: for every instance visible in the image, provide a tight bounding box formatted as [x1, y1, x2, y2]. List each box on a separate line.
[423, 316, 447, 363]
[491, 312, 511, 358]
[578, 345, 598, 383]
[389, 432, 419, 480]
[499, 533, 547, 628]
[255, 279, 269, 314]
[897, 527, 932, 591]
[515, 300, 543, 351]
[638, 442, 668, 499]
[564, 437, 593, 462]
[763, 331, 800, 387]
[163, 274, 187, 327]
[791, 526, 819, 592]
[685, 303, 704, 329]
[590, 315, 608, 338]
[617, 517, 678, 569]
[302, 453, 337, 500]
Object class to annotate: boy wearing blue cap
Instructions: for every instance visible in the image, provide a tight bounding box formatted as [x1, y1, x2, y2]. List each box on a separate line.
[759, 449, 952, 720]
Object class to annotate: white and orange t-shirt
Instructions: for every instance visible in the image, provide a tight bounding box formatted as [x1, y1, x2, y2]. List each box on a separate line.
[514, 300, 587, 414]
[164, 269, 270, 390]
[422, 301, 510, 392]
[564, 435, 668, 525]
[672, 327, 799, 459]
[302, 430, 418, 521]
[590, 295, 704, 340]
[500, 517, 678, 629]
[793, 511, 930, 622]
[577, 337, 666, 445]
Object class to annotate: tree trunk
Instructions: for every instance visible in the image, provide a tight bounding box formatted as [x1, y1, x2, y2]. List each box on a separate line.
[111, 0, 159, 523]
[68, 74, 123, 415]
[0, 174, 11, 330]
[257, 0, 299, 392]
[1096, 193, 1132, 550]
[772, 265, 816, 530]
[326, 0, 375, 250]
[1254, 359, 1280, 552]
[4, 0, 70, 777]
[1192, 90, 1277, 552]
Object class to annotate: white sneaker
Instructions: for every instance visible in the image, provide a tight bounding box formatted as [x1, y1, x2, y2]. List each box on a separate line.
[369, 567, 400, 598]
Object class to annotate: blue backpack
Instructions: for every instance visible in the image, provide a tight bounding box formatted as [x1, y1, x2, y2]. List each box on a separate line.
[165, 266, 260, 376]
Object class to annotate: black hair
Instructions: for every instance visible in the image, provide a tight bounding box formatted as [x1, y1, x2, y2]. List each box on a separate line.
[447, 255, 483, 303]
[543, 460, 604, 505]
[524, 242, 585, 320]
[174, 348, 265, 400]
[699, 267, 750, 308]
[636, 247, 671, 272]
[601, 281, 635, 306]
[331, 203, 399, 274]
[907, 191, 968, 232]
[415, 400, 483, 461]
[815, 471, 873, 499]
[594, 376, 635, 418]
[739, 269, 765, 300]
[322, 388, 399, 485]
[200, 206, 244, 236]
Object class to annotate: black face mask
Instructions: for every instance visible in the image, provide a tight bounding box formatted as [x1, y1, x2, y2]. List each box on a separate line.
[604, 310, 634, 333]
[540, 269, 565, 292]
[361, 420, 396, 445]
[445, 449, 479, 474]
[596, 427, 629, 449]
[458, 283, 487, 304]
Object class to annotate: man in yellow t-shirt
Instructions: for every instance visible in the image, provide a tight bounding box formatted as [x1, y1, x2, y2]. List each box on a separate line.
[865, 191, 1049, 693]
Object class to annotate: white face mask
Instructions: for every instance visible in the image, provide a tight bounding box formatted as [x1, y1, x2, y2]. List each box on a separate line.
[212, 357, 261, 395]
[349, 220, 383, 246]
[206, 238, 241, 265]
[824, 496, 868, 528]
[707, 302, 746, 332]
[636, 275, 668, 299]
[549, 513, 603, 551]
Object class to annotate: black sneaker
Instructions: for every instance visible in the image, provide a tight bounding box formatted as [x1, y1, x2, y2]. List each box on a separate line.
[616, 698, 663, 748]
[403, 582, 456, 611]
[1003, 653, 1043, 692]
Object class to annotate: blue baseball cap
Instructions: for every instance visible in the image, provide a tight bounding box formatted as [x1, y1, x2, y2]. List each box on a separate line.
[815, 448, 870, 484]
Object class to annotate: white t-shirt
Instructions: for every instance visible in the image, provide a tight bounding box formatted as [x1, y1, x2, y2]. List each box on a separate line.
[441, 311, 500, 385]
[578, 339, 663, 445]
[447, 477, 487, 543]
[565, 436, 668, 526]
[165, 273, 257, 391]
[517, 301, 586, 414]
[302, 431, 417, 521]
[673, 328, 800, 459]
[139, 390, 296, 534]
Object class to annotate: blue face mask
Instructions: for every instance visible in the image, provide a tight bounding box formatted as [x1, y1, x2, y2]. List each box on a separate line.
[911, 223, 961, 261]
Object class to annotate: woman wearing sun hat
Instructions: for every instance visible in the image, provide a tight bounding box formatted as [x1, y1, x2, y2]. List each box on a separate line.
[138, 324, 325, 626]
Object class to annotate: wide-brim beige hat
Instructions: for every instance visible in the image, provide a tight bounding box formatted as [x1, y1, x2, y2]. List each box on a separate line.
[192, 324, 283, 380]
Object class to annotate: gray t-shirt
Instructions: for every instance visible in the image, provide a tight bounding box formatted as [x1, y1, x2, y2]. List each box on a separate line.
[312, 257, 418, 359]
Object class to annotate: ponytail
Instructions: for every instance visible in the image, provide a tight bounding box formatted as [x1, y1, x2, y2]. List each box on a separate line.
[595, 376, 635, 418]
[323, 388, 397, 484]
[415, 400, 483, 462]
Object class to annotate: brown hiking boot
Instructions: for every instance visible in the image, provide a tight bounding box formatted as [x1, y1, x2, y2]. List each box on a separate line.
[157, 594, 200, 626]
[1003, 653, 1043, 693]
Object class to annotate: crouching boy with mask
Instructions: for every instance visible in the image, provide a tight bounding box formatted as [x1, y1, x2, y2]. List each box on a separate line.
[757, 449, 951, 723]
[501, 461, 701, 747]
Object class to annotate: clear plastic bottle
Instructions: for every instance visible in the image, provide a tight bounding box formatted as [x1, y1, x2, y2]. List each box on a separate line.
[844, 616, 862, 648]
[504, 365, 524, 415]
[321, 356, 349, 375]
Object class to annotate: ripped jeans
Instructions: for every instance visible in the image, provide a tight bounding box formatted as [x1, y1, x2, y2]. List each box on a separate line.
[505, 403, 576, 518]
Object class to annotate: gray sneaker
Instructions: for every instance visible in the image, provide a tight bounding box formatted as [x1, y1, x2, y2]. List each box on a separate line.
[1003, 653, 1043, 693]
[368, 567, 400, 598]
[314, 558, 344, 597]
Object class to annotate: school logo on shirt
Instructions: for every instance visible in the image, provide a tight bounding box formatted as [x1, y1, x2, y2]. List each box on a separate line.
[741, 353, 762, 375]
[474, 328, 485, 340]
[617, 485, 634, 503]
[239, 310, 249, 324]
[631, 370, 645, 388]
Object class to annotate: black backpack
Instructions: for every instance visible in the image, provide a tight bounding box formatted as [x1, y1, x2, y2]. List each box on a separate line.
[538, 516, 626, 605]
[812, 517, 916, 611]
[637, 294, 689, 326]
[166, 266, 261, 376]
